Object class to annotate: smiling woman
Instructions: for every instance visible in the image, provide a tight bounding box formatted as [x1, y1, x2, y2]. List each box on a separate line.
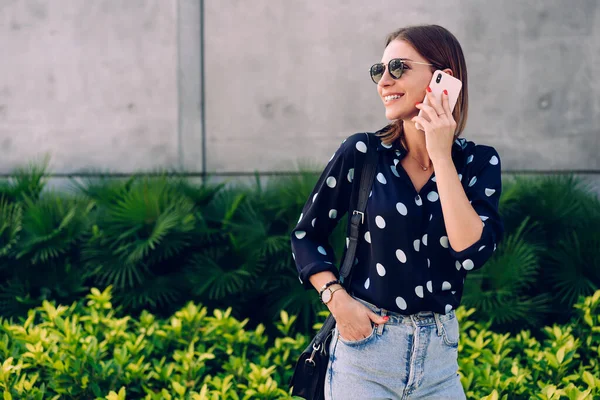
[290, 24, 503, 399]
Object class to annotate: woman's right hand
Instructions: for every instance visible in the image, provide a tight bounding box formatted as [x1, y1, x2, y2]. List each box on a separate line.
[328, 290, 389, 342]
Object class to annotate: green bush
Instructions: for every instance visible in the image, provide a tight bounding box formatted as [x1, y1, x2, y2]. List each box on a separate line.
[0, 287, 599, 399]
[0, 162, 599, 338]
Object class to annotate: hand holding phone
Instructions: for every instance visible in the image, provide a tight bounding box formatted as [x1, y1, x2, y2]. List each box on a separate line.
[415, 70, 462, 131]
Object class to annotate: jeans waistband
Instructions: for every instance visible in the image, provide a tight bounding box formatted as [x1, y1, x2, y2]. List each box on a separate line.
[351, 294, 455, 326]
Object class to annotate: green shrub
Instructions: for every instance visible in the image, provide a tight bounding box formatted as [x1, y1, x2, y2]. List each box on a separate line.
[0, 287, 599, 399]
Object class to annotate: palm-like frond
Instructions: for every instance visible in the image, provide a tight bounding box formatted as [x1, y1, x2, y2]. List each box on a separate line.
[463, 218, 551, 327]
[545, 229, 600, 307]
[0, 279, 38, 318]
[0, 197, 22, 258]
[185, 251, 254, 300]
[115, 273, 183, 310]
[16, 193, 92, 264]
[3, 157, 50, 202]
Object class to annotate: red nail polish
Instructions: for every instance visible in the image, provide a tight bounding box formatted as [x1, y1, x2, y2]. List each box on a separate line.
[427, 86, 432, 92]
[415, 102, 420, 106]
[443, 89, 448, 95]
[383, 316, 389, 321]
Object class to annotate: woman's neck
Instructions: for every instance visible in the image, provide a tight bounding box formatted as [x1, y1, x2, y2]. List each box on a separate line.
[401, 120, 430, 165]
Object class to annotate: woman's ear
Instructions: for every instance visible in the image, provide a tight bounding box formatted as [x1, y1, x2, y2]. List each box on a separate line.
[443, 68, 454, 77]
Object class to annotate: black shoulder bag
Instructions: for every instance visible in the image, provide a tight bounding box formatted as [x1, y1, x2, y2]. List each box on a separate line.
[289, 132, 379, 400]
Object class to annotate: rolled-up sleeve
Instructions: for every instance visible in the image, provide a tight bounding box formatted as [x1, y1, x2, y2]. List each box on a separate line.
[291, 134, 362, 290]
[449, 146, 504, 272]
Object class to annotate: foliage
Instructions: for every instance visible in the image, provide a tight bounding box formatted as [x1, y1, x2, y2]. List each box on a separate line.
[0, 287, 599, 399]
[0, 162, 598, 339]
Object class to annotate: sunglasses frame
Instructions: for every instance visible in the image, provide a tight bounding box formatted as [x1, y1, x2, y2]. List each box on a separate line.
[370, 58, 436, 84]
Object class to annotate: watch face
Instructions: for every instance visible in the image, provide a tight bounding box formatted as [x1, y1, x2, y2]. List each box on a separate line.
[322, 289, 332, 303]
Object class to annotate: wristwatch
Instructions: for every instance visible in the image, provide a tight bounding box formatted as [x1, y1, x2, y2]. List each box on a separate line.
[320, 284, 344, 305]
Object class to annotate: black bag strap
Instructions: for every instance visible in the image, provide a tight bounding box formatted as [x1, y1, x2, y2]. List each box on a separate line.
[311, 132, 379, 347]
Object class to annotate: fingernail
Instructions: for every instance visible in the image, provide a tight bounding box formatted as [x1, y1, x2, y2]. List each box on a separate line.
[415, 102, 420, 106]
[443, 89, 448, 95]
[427, 86, 432, 92]
[383, 316, 389, 321]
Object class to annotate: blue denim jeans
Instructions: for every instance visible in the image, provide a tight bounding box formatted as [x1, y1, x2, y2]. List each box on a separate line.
[324, 294, 466, 399]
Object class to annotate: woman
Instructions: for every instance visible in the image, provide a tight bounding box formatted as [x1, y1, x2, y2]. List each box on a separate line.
[290, 24, 503, 399]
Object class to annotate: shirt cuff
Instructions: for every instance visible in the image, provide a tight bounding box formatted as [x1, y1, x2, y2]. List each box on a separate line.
[298, 261, 339, 291]
[447, 222, 491, 261]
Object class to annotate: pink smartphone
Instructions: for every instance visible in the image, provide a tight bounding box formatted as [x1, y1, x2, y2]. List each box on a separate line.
[415, 70, 462, 131]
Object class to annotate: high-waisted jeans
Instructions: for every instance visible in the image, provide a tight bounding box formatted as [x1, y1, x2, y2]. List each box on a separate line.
[324, 294, 467, 399]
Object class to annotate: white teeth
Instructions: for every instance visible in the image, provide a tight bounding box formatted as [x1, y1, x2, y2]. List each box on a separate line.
[385, 94, 403, 102]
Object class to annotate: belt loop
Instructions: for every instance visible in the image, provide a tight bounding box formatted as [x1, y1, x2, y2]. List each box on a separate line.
[377, 308, 387, 335]
[434, 313, 443, 337]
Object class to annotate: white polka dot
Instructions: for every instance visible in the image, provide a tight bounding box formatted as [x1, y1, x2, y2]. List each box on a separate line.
[375, 216, 386, 229]
[490, 155, 499, 165]
[426, 281, 433, 293]
[346, 237, 350, 248]
[422, 234, 428, 246]
[467, 154, 474, 164]
[395, 150, 401, 156]
[427, 191, 439, 202]
[295, 231, 306, 239]
[329, 209, 337, 219]
[393, 158, 399, 166]
[390, 165, 400, 178]
[445, 304, 453, 314]
[326, 177, 337, 188]
[455, 260, 461, 270]
[364, 278, 370, 289]
[396, 297, 407, 310]
[478, 245, 486, 251]
[376, 263, 386, 276]
[377, 173, 387, 184]
[356, 141, 367, 153]
[396, 249, 407, 263]
[485, 188, 496, 197]
[317, 246, 327, 255]
[312, 218, 316, 227]
[369, 190, 372, 198]
[396, 202, 408, 216]
[354, 257, 359, 265]
[458, 174, 462, 181]
[364, 231, 371, 243]
[298, 213, 303, 223]
[429, 214, 433, 221]
[381, 142, 392, 149]
[440, 236, 449, 248]
[313, 193, 318, 202]
[347, 168, 354, 183]
[468, 177, 477, 187]
[493, 243, 497, 252]
[462, 259, 475, 270]
[292, 252, 295, 260]
[415, 286, 424, 298]
[415, 195, 422, 206]
[431, 176, 437, 182]
[442, 281, 451, 290]
[452, 290, 456, 295]
[413, 239, 420, 252]
[427, 258, 431, 268]
[480, 215, 489, 221]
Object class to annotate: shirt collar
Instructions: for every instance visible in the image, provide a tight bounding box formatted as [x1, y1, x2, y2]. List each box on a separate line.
[375, 126, 467, 156]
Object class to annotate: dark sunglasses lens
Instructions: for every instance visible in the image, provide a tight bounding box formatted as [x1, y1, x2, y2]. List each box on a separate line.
[370, 64, 384, 83]
[388, 59, 404, 79]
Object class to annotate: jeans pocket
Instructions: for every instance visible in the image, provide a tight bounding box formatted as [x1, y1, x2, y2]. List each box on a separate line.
[441, 316, 459, 348]
[336, 322, 377, 347]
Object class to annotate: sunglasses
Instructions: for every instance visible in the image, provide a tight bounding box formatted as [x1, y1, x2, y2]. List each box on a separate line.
[370, 58, 436, 84]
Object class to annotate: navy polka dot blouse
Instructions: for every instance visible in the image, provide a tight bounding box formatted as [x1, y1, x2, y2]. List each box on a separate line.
[290, 129, 504, 315]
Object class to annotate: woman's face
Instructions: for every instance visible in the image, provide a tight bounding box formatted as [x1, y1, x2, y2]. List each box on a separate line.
[377, 40, 434, 121]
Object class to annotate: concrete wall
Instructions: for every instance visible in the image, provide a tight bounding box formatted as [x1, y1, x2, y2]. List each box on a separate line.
[1, 1, 599, 182]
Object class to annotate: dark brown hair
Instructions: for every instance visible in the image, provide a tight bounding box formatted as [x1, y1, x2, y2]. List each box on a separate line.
[376, 25, 469, 146]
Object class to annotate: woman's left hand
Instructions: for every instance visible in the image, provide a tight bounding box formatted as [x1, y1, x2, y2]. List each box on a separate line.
[412, 88, 457, 163]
